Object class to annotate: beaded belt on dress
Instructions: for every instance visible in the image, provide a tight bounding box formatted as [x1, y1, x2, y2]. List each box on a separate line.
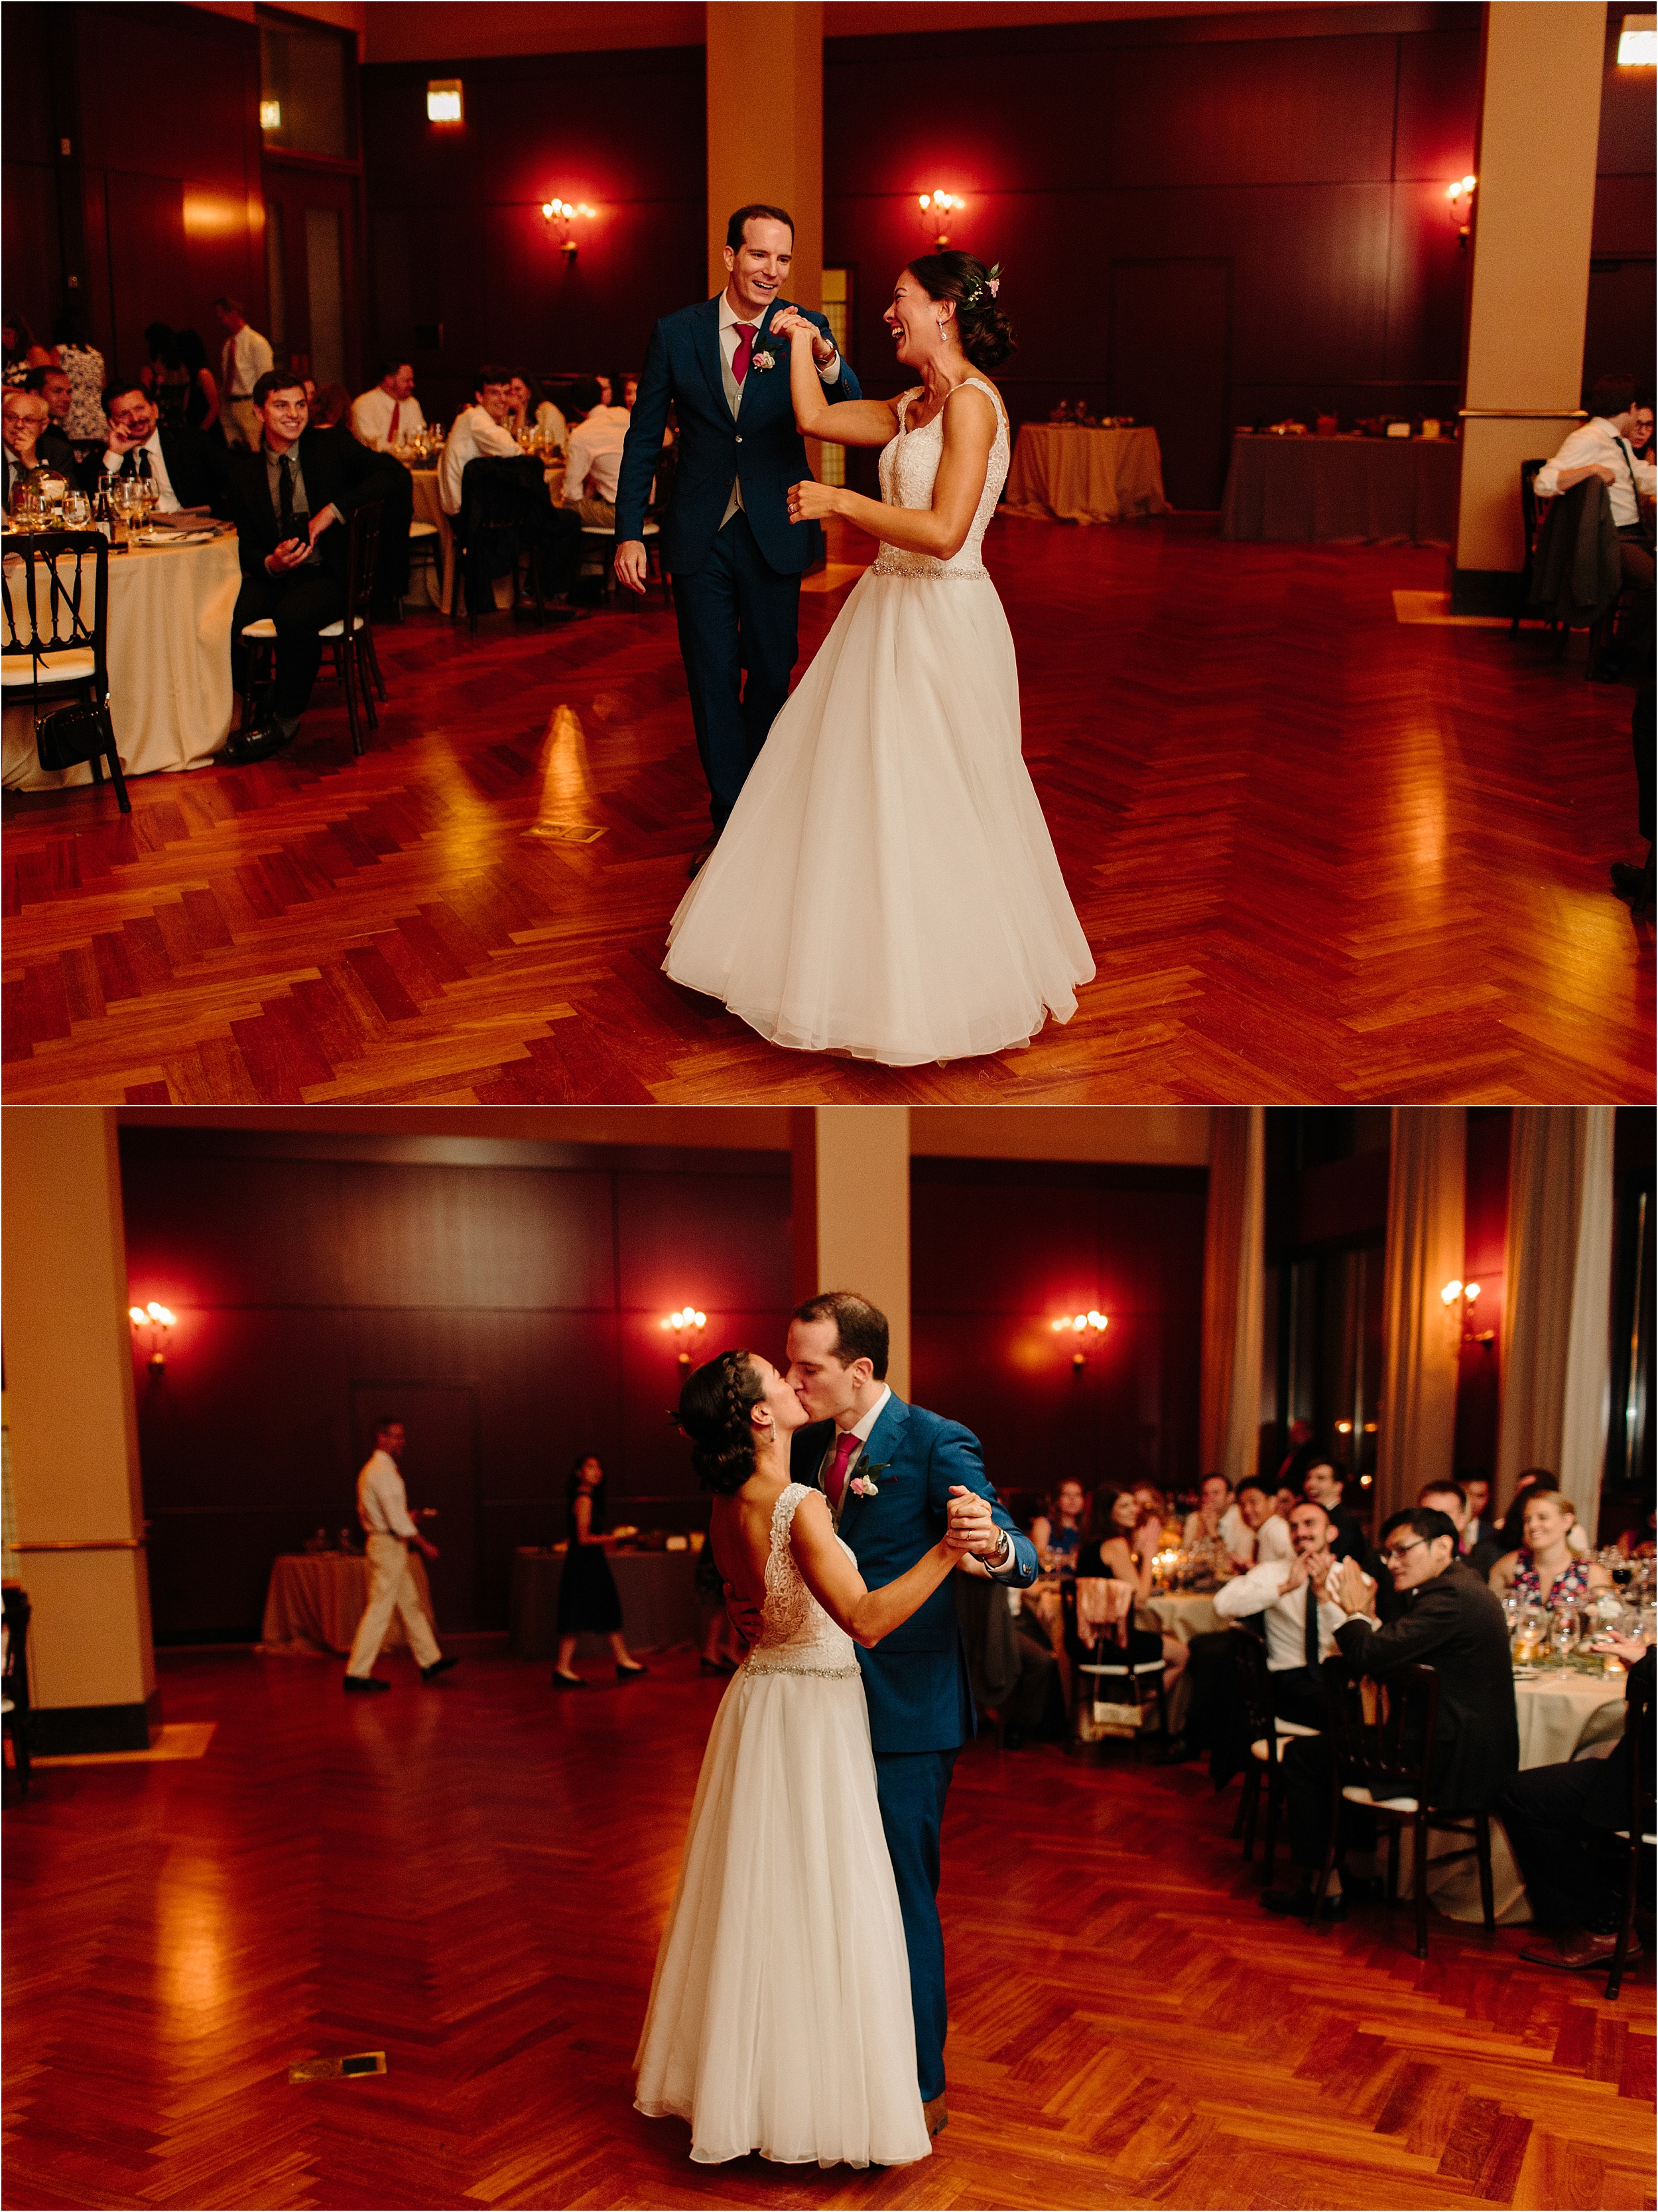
[869, 551, 988, 580]
[745, 1648, 861, 1679]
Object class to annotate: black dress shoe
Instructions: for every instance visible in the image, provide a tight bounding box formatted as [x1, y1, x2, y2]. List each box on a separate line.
[420, 1655, 460, 1683]
[223, 718, 292, 765]
[1259, 1884, 1346, 1922]
[615, 1661, 649, 1681]
[551, 1669, 588, 1689]
[343, 1674, 390, 1695]
[1610, 858, 1655, 915]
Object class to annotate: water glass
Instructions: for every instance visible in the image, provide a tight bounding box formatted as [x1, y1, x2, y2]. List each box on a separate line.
[1550, 1605, 1580, 1669]
[63, 491, 90, 529]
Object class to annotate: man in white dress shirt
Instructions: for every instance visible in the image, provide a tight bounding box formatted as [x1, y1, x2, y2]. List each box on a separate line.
[351, 359, 426, 452]
[214, 296, 275, 450]
[344, 1419, 458, 1693]
[560, 375, 628, 528]
[1214, 1499, 1372, 1728]
[1232, 1476, 1293, 1567]
[1536, 371, 1655, 677]
[437, 363, 521, 514]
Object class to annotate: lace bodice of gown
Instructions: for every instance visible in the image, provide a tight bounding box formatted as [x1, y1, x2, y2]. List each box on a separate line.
[871, 375, 1009, 581]
[746, 1482, 861, 1678]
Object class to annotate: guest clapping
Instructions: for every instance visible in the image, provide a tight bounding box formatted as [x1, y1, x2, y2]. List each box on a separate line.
[1489, 1488, 1610, 1607]
[552, 1455, 648, 1687]
[1233, 1476, 1291, 1567]
[1183, 1473, 1247, 1561]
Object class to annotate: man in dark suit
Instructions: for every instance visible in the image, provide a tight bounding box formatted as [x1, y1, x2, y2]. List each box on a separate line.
[80, 381, 221, 513]
[1503, 1635, 1650, 1974]
[612, 203, 863, 874]
[3, 388, 76, 506]
[781, 1291, 1035, 2136]
[218, 370, 403, 759]
[1420, 1478, 1501, 1581]
[1261, 1505, 1519, 1920]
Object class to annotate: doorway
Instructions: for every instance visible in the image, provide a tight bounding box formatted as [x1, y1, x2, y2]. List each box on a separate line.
[262, 163, 360, 386]
[349, 1383, 482, 1632]
[1108, 258, 1232, 511]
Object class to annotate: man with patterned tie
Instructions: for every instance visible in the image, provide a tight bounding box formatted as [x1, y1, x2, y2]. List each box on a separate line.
[777, 1290, 1037, 2138]
[613, 205, 862, 876]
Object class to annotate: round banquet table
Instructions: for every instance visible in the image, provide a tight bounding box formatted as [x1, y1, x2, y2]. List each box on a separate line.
[404, 455, 568, 616]
[1145, 1591, 1222, 1644]
[1218, 432, 1460, 545]
[509, 1545, 700, 1659]
[3, 529, 239, 790]
[259, 1551, 438, 1656]
[1001, 423, 1170, 524]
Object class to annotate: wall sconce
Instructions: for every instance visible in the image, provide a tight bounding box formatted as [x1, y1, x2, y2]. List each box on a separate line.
[918, 190, 965, 249]
[1445, 174, 1476, 249]
[1618, 13, 1656, 64]
[1440, 1277, 1495, 1347]
[1051, 1309, 1108, 1369]
[426, 80, 463, 123]
[129, 1301, 175, 1371]
[259, 99, 282, 131]
[662, 1306, 707, 1369]
[541, 197, 596, 261]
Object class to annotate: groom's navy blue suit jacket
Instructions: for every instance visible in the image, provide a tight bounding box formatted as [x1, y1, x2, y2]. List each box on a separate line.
[791, 1396, 1037, 1757]
[614, 294, 862, 578]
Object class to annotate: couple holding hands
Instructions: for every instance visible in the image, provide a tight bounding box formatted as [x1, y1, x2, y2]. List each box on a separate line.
[611, 205, 1094, 1070]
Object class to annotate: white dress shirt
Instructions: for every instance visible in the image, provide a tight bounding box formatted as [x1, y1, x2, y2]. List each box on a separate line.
[1253, 1512, 1293, 1565]
[1184, 1504, 1250, 1556]
[535, 400, 568, 448]
[220, 322, 274, 400]
[356, 1449, 418, 1539]
[438, 403, 522, 515]
[351, 385, 426, 451]
[1535, 417, 1657, 529]
[99, 430, 179, 511]
[561, 407, 628, 505]
[1214, 1554, 1362, 1671]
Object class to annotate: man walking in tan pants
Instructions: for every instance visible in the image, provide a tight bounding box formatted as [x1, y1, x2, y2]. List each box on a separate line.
[344, 1419, 458, 1694]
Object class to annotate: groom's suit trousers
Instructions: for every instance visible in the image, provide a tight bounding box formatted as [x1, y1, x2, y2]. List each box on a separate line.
[672, 509, 800, 832]
[874, 1746, 959, 2104]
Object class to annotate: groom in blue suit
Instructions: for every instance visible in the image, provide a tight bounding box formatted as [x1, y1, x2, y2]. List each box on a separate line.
[613, 204, 861, 872]
[784, 1290, 1037, 2134]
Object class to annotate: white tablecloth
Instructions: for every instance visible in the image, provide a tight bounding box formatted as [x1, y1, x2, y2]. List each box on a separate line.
[3, 531, 239, 789]
[1145, 1592, 1222, 1644]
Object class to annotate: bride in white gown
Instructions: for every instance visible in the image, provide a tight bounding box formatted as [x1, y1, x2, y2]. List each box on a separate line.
[663, 251, 1095, 1067]
[634, 1349, 976, 2168]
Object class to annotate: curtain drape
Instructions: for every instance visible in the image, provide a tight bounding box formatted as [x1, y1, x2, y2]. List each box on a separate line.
[1200, 1106, 1265, 1486]
[1498, 1106, 1615, 1528]
[1375, 1108, 1466, 1526]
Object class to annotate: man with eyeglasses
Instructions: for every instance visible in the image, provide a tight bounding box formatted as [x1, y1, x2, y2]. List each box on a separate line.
[1260, 1505, 1517, 1923]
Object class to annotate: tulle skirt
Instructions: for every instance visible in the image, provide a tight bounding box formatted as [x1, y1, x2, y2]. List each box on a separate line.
[663, 569, 1095, 1066]
[633, 1661, 930, 2169]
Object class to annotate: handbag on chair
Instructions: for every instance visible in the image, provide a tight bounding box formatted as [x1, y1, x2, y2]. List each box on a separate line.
[34, 697, 118, 773]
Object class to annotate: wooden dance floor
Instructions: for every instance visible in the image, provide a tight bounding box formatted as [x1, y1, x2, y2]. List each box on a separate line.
[3, 1646, 1651, 2211]
[3, 519, 1652, 1104]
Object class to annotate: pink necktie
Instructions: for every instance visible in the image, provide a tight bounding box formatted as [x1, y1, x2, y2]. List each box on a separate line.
[387, 401, 401, 445]
[826, 1431, 860, 1511]
[732, 323, 758, 383]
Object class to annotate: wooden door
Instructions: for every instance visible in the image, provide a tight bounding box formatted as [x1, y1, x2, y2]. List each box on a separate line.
[1108, 258, 1232, 511]
[349, 1382, 481, 1632]
[261, 163, 360, 387]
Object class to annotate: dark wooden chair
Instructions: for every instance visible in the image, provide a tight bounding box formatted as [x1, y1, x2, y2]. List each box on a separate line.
[1509, 460, 1549, 633]
[1607, 1672, 1655, 2001]
[3, 1585, 33, 1799]
[1, 530, 129, 811]
[1312, 1656, 1494, 1958]
[1233, 1628, 1319, 1884]
[239, 500, 387, 755]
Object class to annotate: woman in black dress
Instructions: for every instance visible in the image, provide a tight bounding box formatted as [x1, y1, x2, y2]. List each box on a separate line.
[1075, 1487, 1187, 1700]
[552, 1455, 648, 1687]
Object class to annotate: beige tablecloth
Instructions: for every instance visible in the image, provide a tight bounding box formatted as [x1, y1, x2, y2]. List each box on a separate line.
[3, 531, 239, 789]
[259, 1551, 436, 1656]
[509, 1547, 699, 1658]
[1003, 423, 1170, 524]
[1145, 1592, 1222, 1644]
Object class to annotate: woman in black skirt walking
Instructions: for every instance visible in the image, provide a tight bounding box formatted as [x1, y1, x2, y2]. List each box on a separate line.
[553, 1455, 649, 1687]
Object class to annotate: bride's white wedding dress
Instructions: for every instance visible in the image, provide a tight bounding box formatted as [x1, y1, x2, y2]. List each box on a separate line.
[633, 1484, 930, 2169]
[663, 377, 1096, 1065]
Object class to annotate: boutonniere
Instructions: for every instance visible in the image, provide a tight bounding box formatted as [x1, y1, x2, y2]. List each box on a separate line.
[749, 350, 777, 373]
[850, 1462, 892, 1498]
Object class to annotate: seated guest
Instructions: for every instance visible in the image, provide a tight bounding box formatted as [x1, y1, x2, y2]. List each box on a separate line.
[1633, 402, 1654, 460]
[1462, 1472, 1498, 1556]
[1302, 1461, 1371, 1567]
[1273, 1482, 1300, 1526]
[1494, 1466, 1588, 1554]
[1234, 1476, 1291, 1567]
[218, 371, 403, 760]
[1030, 1478, 1086, 1575]
[956, 1561, 1059, 1752]
[1076, 1487, 1186, 1701]
[1183, 1472, 1247, 1560]
[84, 382, 221, 511]
[1503, 1629, 1652, 1974]
[560, 375, 628, 528]
[1535, 372, 1655, 679]
[1419, 1478, 1499, 1581]
[351, 360, 426, 452]
[1261, 1507, 1519, 1920]
[46, 306, 107, 444]
[506, 369, 565, 450]
[312, 382, 353, 431]
[1131, 1480, 1168, 1534]
[2, 388, 74, 505]
[438, 364, 524, 514]
[1213, 1500, 1364, 1730]
[1490, 1487, 1609, 1606]
[23, 363, 80, 452]
[1273, 1419, 1320, 1492]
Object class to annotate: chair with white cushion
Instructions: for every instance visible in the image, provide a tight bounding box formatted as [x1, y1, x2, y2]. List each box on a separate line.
[403, 517, 441, 612]
[1233, 1629, 1320, 1883]
[239, 501, 387, 756]
[1, 531, 129, 810]
[1312, 1656, 1494, 1959]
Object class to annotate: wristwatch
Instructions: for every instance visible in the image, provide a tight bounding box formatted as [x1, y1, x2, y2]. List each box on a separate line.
[983, 1528, 1012, 1573]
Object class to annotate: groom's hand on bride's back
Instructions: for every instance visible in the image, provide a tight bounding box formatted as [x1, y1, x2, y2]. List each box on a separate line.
[723, 1579, 763, 1645]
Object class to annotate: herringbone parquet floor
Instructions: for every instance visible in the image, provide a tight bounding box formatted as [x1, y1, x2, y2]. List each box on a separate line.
[3, 1646, 1651, 2211]
[3, 519, 1651, 1104]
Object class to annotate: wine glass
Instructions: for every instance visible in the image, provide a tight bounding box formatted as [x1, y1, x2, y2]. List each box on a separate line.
[1550, 1604, 1580, 1670]
[63, 491, 90, 530]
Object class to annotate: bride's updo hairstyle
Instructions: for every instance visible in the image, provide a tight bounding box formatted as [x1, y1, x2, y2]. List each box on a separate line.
[907, 251, 1016, 373]
[679, 1349, 767, 1495]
